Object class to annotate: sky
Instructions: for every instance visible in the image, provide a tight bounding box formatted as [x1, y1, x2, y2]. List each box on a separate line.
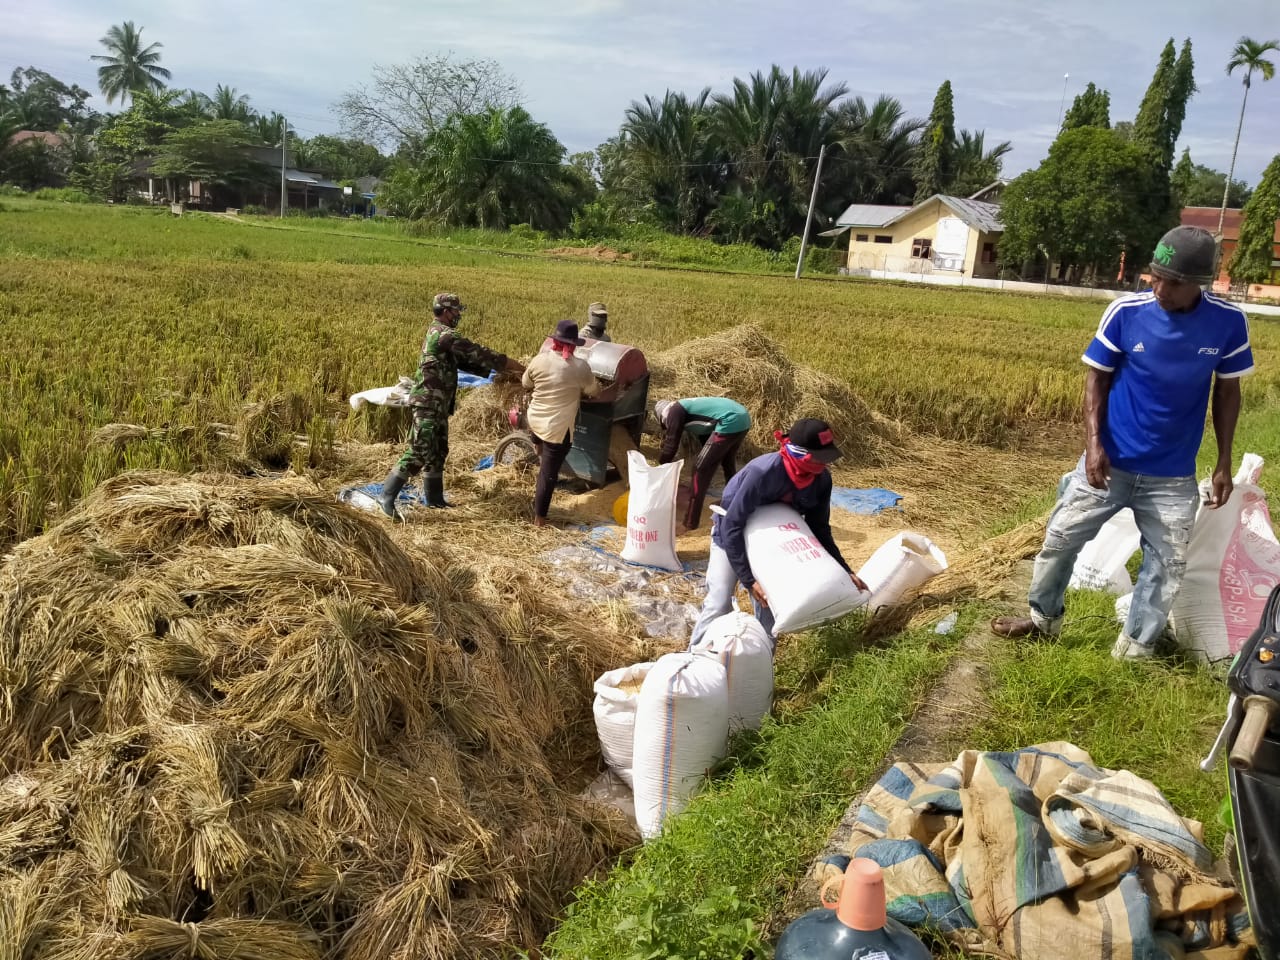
[2, 0, 1277, 190]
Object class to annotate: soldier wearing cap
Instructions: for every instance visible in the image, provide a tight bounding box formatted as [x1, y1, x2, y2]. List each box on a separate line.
[379, 293, 525, 516]
[993, 226, 1255, 659]
[584, 302, 611, 342]
[688, 417, 869, 650]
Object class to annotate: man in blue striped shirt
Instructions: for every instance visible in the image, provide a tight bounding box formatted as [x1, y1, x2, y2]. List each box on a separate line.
[993, 226, 1254, 659]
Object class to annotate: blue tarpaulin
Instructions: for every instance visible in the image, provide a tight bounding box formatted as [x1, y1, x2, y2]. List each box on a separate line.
[830, 487, 903, 515]
[457, 371, 495, 389]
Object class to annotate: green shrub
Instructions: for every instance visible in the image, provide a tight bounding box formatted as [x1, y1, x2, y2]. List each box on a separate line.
[33, 187, 93, 204]
[0, 184, 25, 197]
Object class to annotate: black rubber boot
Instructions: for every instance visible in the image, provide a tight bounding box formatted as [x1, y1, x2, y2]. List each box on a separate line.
[424, 473, 450, 509]
[379, 469, 408, 519]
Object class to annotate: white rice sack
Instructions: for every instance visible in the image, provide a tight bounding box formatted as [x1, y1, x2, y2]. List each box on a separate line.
[1069, 509, 1141, 594]
[592, 661, 656, 788]
[632, 653, 729, 839]
[856, 532, 948, 611]
[621, 451, 682, 572]
[691, 611, 773, 732]
[744, 504, 866, 634]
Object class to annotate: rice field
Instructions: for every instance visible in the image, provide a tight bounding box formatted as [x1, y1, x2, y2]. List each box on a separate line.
[2, 197, 1278, 550]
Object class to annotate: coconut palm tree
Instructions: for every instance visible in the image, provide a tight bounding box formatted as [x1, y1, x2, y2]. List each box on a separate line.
[1218, 36, 1279, 234]
[91, 21, 171, 106]
[202, 85, 253, 123]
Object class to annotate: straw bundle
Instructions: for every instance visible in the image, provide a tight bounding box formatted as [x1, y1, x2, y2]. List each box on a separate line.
[0, 471, 638, 959]
[647, 325, 904, 465]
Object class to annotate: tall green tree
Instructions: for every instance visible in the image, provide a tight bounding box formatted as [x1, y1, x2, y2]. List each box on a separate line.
[3, 67, 93, 131]
[1133, 40, 1176, 158]
[913, 80, 955, 202]
[150, 119, 273, 194]
[1000, 126, 1162, 282]
[1133, 38, 1195, 170]
[91, 21, 171, 106]
[1218, 37, 1279, 234]
[1062, 82, 1111, 130]
[1173, 149, 1252, 207]
[1228, 153, 1280, 284]
[381, 106, 589, 232]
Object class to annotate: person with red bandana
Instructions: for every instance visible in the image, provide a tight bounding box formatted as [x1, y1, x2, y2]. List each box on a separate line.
[688, 418, 868, 650]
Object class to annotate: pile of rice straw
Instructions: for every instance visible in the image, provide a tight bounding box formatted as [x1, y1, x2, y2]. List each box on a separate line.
[647, 325, 903, 464]
[0, 471, 638, 959]
[449, 325, 903, 467]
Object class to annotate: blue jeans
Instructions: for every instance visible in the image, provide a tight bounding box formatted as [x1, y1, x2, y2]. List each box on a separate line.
[689, 534, 775, 649]
[1028, 457, 1199, 649]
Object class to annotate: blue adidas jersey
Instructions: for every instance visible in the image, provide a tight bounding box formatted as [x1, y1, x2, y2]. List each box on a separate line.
[1081, 292, 1253, 477]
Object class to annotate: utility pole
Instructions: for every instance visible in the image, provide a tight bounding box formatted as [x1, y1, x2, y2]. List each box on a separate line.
[279, 119, 287, 219]
[795, 143, 827, 280]
[1056, 73, 1070, 132]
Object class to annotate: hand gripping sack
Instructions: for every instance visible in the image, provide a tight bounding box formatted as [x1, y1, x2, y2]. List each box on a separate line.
[1068, 508, 1141, 594]
[592, 661, 656, 788]
[621, 450, 682, 572]
[690, 611, 773, 732]
[1171, 455, 1280, 661]
[856, 532, 948, 611]
[632, 652, 729, 839]
[744, 504, 867, 634]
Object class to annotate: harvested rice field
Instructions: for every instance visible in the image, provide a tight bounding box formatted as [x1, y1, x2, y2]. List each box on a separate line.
[1, 198, 1278, 958]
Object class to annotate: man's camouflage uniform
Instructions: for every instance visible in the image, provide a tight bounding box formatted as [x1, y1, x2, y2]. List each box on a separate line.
[396, 318, 508, 478]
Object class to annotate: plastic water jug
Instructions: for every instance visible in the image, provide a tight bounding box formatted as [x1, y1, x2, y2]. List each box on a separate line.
[775, 857, 931, 960]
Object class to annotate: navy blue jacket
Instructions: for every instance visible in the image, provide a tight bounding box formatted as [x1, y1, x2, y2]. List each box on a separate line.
[711, 452, 850, 587]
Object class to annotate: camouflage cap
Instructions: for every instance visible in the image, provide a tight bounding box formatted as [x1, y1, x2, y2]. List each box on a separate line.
[432, 292, 465, 312]
[587, 301, 608, 318]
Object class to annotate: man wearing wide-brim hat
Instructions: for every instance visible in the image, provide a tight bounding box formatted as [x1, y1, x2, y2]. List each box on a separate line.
[992, 226, 1255, 659]
[521, 320, 602, 526]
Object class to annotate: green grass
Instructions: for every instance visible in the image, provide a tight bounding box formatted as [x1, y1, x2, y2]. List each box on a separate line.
[972, 589, 1229, 852]
[543, 612, 960, 959]
[5, 197, 1276, 547]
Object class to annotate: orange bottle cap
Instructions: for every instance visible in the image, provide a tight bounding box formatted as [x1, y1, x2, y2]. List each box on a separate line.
[836, 857, 886, 931]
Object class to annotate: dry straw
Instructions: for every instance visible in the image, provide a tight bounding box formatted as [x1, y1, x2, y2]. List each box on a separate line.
[0, 471, 640, 959]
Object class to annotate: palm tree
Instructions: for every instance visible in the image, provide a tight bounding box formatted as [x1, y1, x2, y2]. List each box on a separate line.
[91, 22, 171, 106]
[620, 89, 723, 233]
[830, 94, 922, 205]
[1218, 36, 1279, 235]
[947, 130, 1013, 197]
[202, 85, 253, 123]
[393, 106, 588, 232]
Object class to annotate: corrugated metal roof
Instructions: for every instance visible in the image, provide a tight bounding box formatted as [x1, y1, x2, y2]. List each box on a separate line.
[937, 195, 1003, 232]
[284, 169, 318, 185]
[835, 203, 911, 227]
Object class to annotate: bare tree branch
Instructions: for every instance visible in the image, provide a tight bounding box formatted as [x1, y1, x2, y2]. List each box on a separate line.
[334, 52, 521, 153]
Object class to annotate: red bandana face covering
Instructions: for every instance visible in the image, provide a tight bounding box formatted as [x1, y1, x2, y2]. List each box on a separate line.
[775, 431, 826, 488]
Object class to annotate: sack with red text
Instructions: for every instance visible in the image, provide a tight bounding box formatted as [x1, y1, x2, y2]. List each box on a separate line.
[1171, 454, 1280, 661]
[744, 504, 867, 634]
[690, 611, 773, 731]
[621, 450, 683, 572]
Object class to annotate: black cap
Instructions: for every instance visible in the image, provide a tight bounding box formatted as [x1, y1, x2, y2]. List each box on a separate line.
[1149, 226, 1217, 284]
[552, 319, 586, 346]
[787, 418, 842, 464]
